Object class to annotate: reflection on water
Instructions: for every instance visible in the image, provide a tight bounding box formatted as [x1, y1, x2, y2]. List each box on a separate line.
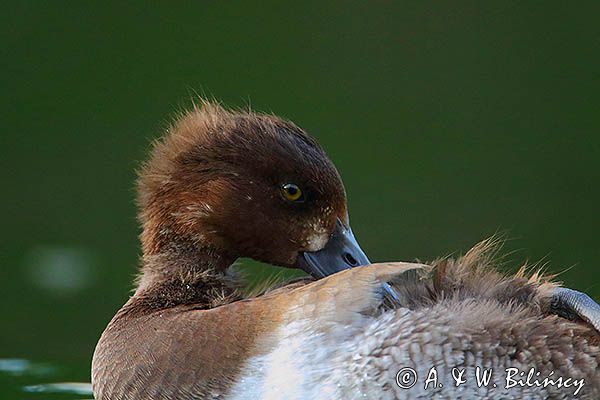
[0, 359, 56, 377]
[24, 382, 93, 396]
[0, 359, 92, 399]
[1, 246, 98, 398]
[25, 246, 96, 295]
[0, 359, 32, 375]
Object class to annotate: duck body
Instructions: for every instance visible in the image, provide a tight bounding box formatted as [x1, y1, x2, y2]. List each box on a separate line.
[94, 247, 600, 400]
[301, 248, 600, 400]
[92, 102, 600, 400]
[93, 294, 279, 399]
[228, 244, 600, 400]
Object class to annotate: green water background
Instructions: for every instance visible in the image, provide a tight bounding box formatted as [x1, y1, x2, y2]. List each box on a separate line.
[2, 2, 599, 398]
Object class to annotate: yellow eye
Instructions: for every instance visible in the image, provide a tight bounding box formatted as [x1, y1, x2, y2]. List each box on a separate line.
[281, 183, 304, 202]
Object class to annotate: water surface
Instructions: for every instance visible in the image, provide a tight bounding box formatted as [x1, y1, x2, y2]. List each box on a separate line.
[2, 2, 599, 398]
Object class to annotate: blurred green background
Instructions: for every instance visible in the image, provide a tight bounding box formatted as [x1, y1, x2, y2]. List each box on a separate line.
[1, 1, 599, 398]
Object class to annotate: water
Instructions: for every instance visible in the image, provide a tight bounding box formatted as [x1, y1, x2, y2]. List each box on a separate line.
[2, 2, 599, 398]
[0, 359, 92, 399]
[24, 382, 93, 397]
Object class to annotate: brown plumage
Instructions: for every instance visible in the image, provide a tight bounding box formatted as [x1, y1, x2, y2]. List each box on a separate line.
[92, 101, 600, 400]
[93, 101, 351, 399]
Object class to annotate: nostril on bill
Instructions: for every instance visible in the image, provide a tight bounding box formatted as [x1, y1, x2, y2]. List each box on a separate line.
[343, 253, 358, 267]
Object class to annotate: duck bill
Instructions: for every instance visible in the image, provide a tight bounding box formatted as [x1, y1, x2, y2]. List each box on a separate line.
[297, 218, 401, 305]
[300, 219, 369, 278]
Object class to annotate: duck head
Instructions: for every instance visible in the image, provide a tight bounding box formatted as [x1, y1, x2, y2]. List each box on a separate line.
[137, 102, 369, 288]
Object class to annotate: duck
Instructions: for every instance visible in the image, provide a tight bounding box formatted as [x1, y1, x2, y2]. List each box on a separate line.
[92, 101, 600, 400]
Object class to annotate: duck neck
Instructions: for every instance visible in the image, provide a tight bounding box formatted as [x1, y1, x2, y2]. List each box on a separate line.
[135, 231, 240, 310]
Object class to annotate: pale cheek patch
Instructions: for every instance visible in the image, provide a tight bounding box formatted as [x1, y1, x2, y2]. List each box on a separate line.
[305, 233, 329, 252]
[304, 220, 329, 252]
[303, 205, 336, 252]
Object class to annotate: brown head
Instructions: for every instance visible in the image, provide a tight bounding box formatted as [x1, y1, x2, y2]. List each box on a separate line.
[137, 101, 370, 288]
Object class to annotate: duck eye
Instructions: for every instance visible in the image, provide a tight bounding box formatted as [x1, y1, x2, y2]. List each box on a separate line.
[281, 183, 304, 202]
